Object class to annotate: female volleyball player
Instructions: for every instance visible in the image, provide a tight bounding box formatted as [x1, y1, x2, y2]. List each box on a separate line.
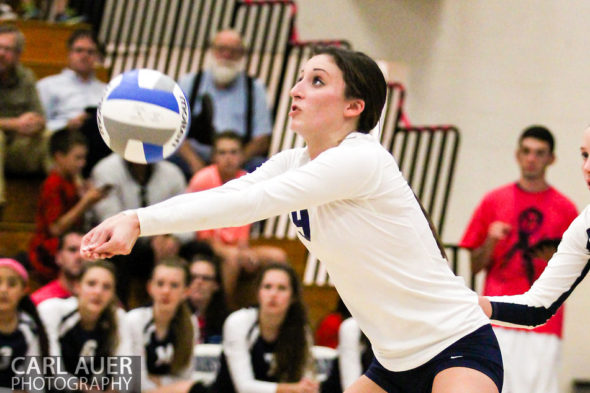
[479, 126, 590, 329]
[0, 259, 49, 391]
[126, 257, 198, 393]
[38, 260, 129, 389]
[212, 263, 317, 393]
[82, 46, 502, 393]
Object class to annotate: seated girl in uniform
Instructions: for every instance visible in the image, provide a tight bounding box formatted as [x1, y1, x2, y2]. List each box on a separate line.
[187, 254, 228, 344]
[211, 262, 319, 393]
[321, 317, 373, 393]
[38, 260, 130, 391]
[126, 257, 199, 393]
[0, 258, 49, 392]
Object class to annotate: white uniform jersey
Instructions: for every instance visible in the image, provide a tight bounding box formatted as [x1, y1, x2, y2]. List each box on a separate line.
[126, 306, 198, 391]
[136, 132, 489, 371]
[490, 204, 590, 328]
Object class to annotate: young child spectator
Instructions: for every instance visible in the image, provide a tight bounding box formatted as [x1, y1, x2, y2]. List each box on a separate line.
[188, 254, 228, 344]
[37, 260, 130, 390]
[28, 130, 109, 282]
[186, 131, 287, 309]
[126, 257, 199, 393]
[30, 230, 86, 305]
[211, 263, 318, 393]
[0, 258, 49, 391]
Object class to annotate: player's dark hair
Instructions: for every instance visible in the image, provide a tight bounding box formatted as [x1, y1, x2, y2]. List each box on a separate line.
[256, 263, 312, 382]
[189, 254, 228, 342]
[519, 125, 555, 153]
[151, 257, 194, 374]
[49, 129, 88, 156]
[19, 296, 50, 358]
[312, 46, 387, 133]
[79, 260, 120, 356]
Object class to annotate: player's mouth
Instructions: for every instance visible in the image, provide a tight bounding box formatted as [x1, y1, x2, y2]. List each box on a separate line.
[289, 105, 300, 117]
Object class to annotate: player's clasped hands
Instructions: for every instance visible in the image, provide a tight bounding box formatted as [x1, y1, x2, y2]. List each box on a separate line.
[292, 377, 319, 393]
[80, 212, 141, 260]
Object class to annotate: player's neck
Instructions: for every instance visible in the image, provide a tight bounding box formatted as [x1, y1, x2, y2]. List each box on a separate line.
[517, 177, 549, 193]
[306, 127, 354, 160]
[258, 312, 285, 342]
[0, 311, 18, 334]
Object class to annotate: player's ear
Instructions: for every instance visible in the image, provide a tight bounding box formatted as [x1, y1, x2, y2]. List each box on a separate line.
[344, 98, 365, 119]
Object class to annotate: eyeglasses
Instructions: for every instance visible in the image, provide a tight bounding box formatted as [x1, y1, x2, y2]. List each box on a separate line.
[0, 44, 17, 53]
[211, 44, 246, 58]
[191, 273, 216, 282]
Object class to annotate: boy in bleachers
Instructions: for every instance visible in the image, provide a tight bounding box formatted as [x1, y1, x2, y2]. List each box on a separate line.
[28, 129, 109, 282]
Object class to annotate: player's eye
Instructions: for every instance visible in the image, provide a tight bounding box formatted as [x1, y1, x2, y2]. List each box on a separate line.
[312, 76, 324, 86]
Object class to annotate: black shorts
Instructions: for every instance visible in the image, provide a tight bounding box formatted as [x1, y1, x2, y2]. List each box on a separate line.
[365, 324, 503, 393]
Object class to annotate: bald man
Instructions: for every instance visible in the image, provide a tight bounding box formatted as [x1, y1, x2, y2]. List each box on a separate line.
[175, 29, 272, 175]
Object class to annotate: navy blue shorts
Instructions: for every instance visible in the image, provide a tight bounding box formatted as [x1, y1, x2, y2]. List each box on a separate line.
[365, 324, 503, 393]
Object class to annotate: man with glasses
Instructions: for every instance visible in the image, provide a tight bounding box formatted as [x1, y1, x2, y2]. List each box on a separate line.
[175, 29, 273, 176]
[0, 24, 46, 209]
[37, 28, 107, 176]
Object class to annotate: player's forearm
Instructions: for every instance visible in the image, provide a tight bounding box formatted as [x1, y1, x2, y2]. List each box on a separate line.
[0, 117, 19, 133]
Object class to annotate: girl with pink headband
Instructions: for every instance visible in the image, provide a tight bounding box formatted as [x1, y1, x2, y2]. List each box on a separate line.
[0, 258, 49, 391]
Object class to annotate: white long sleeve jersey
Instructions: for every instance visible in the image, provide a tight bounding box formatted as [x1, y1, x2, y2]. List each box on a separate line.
[489, 204, 590, 328]
[136, 132, 489, 371]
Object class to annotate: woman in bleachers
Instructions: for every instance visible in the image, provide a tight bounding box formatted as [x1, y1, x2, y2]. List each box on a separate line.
[212, 262, 318, 393]
[38, 260, 130, 391]
[0, 258, 49, 392]
[188, 254, 228, 344]
[126, 257, 200, 393]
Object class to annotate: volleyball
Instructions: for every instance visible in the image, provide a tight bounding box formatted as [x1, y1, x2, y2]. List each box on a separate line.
[97, 68, 190, 164]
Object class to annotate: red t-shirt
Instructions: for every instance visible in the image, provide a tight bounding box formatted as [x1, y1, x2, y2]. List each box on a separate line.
[314, 313, 344, 349]
[29, 171, 81, 280]
[460, 183, 578, 337]
[30, 279, 71, 306]
[186, 165, 249, 245]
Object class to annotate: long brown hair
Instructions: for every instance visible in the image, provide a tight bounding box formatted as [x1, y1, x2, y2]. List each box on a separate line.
[152, 257, 194, 374]
[79, 260, 119, 356]
[256, 263, 312, 382]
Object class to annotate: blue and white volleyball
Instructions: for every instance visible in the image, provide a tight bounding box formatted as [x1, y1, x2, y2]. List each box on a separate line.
[97, 69, 190, 163]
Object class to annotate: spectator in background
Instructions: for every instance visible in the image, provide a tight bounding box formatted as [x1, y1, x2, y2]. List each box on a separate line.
[38, 260, 130, 389]
[188, 254, 228, 344]
[37, 28, 104, 133]
[0, 258, 49, 391]
[90, 152, 189, 306]
[314, 297, 351, 349]
[0, 24, 46, 208]
[186, 131, 287, 309]
[212, 263, 318, 393]
[126, 258, 200, 393]
[29, 130, 108, 282]
[30, 230, 86, 305]
[175, 29, 273, 176]
[37, 28, 109, 178]
[460, 125, 578, 393]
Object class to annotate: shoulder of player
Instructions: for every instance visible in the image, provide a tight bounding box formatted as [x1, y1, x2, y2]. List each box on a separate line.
[224, 307, 258, 331]
[38, 296, 78, 318]
[125, 306, 152, 325]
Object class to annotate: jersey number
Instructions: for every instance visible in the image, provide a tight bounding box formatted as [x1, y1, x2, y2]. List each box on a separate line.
[291, 209, 311, 241]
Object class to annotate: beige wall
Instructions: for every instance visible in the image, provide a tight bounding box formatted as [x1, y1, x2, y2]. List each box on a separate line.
[296, 0, 590, 391]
